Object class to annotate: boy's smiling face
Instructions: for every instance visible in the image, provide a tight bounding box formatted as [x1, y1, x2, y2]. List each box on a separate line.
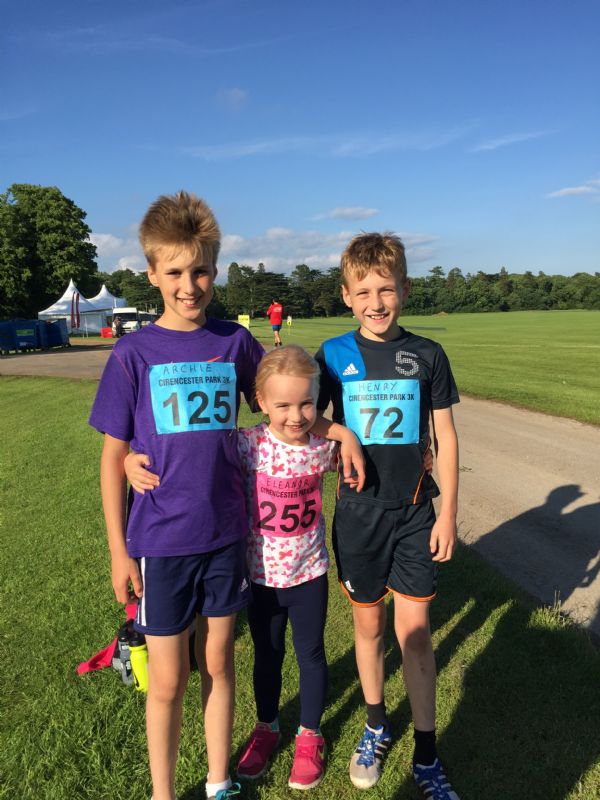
[148, 247, 217, 331]
[342, 269, 410, 342]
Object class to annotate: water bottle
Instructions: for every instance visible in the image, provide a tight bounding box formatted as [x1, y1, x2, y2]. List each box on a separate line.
[113, 622, 134, 685]
[128, 623, 149, 693]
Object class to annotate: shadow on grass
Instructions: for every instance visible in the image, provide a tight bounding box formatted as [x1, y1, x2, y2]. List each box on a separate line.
[471, 484, 600, 637]
[390, 545, 600, 800]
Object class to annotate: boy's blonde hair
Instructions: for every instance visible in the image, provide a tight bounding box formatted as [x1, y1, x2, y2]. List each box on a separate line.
[139, 191, 221, 267]
[340, 232, 407, 286]
[255, 345, 320, 399]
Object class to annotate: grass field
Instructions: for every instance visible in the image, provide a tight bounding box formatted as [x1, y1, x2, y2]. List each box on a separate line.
[70, 309, 600, 424]
[1, 376, 599, 800]
[247, 310, 600, 425]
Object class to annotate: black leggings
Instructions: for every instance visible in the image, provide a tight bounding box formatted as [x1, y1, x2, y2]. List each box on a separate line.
[247, 573, 328, 731]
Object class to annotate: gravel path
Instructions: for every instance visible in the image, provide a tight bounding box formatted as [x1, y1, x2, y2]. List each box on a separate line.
[3, 344, 599, 637]
[452, 397, 599, 638]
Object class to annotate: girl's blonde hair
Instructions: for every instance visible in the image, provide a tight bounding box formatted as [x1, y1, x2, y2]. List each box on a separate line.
[255, 345, 320, 398]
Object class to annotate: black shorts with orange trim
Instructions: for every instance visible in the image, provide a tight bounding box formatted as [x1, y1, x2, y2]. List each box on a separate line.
[332, 498, 438, 606]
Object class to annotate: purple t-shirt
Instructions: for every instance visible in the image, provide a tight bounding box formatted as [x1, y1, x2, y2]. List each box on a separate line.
[89, 319, 264, 557]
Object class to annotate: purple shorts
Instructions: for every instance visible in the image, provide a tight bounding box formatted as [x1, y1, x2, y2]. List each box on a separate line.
[134, 538, 250, 635]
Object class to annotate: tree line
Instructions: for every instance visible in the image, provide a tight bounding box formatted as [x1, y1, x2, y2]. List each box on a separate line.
[106, 261, 600, 320]
[217, 263, 600, 318]
[2, 184, 599, 319]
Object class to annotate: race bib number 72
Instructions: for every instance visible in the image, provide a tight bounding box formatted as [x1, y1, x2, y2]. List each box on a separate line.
[342, 379, 420, 445]
[149, 361, 236, 434]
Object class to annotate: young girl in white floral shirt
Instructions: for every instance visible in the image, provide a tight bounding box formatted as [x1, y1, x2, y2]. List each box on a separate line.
[236, 345, 355, 790]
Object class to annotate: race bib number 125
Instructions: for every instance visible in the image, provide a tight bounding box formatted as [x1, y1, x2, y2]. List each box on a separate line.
[149, 361, 236, 434]
[342, 379, 420, 445]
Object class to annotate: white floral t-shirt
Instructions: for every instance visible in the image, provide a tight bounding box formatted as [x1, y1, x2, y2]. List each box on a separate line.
[237, 422, 338, 588]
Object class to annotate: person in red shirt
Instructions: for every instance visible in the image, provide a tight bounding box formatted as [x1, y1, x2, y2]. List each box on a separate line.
[266, 299, 284, 346]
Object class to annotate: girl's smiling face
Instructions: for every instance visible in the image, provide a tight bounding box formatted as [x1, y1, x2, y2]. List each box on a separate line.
[257, 373, 318, 445]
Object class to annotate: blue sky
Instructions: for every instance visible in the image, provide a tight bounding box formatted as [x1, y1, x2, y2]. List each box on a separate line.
[2, 0, 599, 279]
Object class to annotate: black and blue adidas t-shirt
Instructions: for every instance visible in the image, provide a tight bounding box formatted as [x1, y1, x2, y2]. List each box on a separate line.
[315, 328, 459, 508]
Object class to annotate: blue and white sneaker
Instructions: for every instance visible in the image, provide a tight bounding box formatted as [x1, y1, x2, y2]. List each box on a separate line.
[349, 724, 392, 789]
[210, 782, 241, 800]
[413, 759, 460, 800]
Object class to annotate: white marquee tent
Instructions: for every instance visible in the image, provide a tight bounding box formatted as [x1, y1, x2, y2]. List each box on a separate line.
[38, 279, 108, 335]
[87, 284, 127, 311]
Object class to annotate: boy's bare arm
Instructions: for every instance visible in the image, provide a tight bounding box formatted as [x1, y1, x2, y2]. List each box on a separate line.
[429, 407, 459, 562]
[100, 434, 143, 602]
[313, 414, 365, 491]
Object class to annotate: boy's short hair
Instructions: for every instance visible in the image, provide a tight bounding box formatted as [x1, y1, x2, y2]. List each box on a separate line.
[340, 232, 407, 286]
[255, 345, 319, 398]
[139, 191, 221, 267]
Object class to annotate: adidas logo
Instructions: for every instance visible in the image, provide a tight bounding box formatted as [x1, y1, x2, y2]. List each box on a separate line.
[240, 578, 249, 592]
[344, 579, 355, 593]
[342, 363, 359, 376]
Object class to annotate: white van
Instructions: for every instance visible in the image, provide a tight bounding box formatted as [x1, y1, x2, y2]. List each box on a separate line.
[112, 308, 140, 335]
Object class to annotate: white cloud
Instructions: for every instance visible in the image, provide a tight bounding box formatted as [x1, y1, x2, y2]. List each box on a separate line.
[314, 206, 379, 221]
[265, 227, 295, 240]
[89, 233, 125, 255]
[221, 234, 245, 252]
[218, 228, 438, 274]
[410, 246, 436, 262]
[90, 231, 145, 272]
[217, 87, 249, 111]
[332, 124, 475, 156]
[471, 130, 550, 152]
[93, 224, 438, 276]
[546, 174, 600, 199]
[181, 124, 475, 161]
[117, 255, 146, 271]
[546, 186, 599, 198]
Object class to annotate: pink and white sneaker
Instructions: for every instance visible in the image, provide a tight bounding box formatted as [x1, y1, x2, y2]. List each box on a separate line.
[237, 722, 281, 780]
[288, 728, 326, 790]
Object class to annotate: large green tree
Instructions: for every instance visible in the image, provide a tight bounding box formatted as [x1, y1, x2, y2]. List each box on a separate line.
[288, 264, 322, 316]
[225, 262, 248, 316]
[120, 271, 163, 311]
[0, 184, 98, 317]
[0, 198, 30, 317]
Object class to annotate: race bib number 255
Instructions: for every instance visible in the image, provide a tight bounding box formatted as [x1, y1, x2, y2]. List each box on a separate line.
[149, 361, 236, 434]
[342, 378, 420, 445]
[252, 473, 322, 537]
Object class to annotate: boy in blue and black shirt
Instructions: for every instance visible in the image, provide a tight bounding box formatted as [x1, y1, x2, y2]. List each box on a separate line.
[316, 233, 461, 800]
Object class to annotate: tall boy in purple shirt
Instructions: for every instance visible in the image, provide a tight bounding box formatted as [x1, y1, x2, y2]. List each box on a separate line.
[90, 192, 263, 800]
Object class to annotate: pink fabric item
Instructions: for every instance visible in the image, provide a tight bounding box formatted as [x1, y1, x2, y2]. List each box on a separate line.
[77, 640, 116, 675]
[77, 601, 138, 675]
